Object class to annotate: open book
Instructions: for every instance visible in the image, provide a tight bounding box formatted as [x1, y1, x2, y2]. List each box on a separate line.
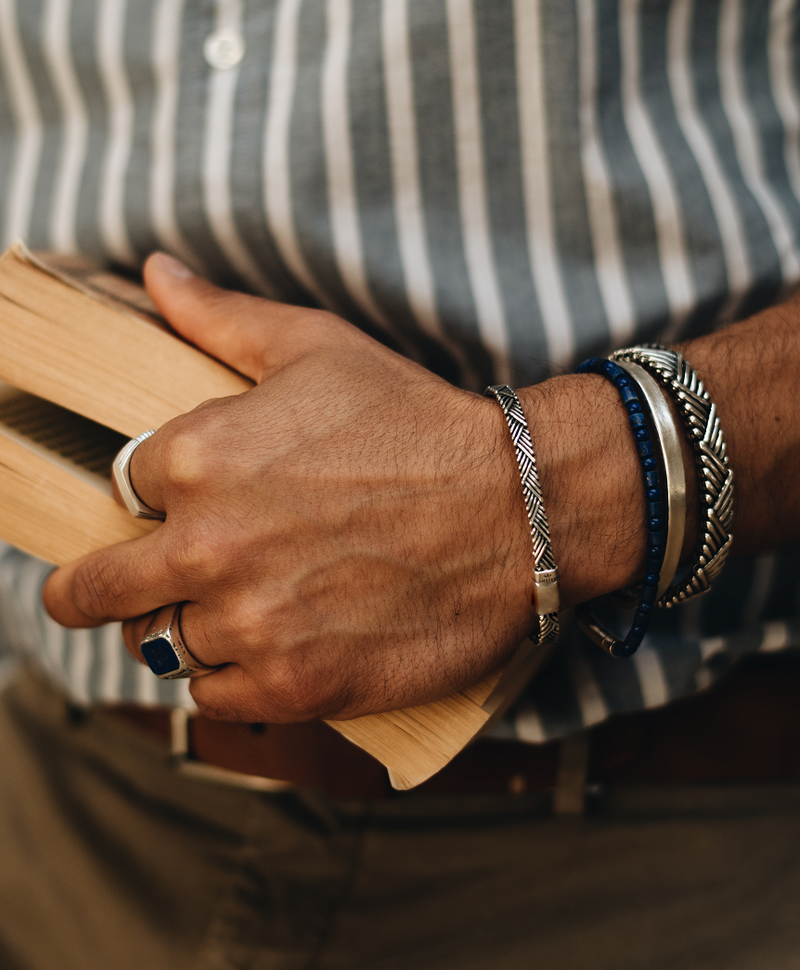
[0, 243, 549, 789]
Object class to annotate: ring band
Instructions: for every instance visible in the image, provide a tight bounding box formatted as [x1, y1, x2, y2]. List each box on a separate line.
[139, 603, 220, 680]
[112, 430, 165, 520]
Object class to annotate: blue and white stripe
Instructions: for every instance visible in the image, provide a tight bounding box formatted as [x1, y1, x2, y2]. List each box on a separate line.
[0, 0, 798, 735]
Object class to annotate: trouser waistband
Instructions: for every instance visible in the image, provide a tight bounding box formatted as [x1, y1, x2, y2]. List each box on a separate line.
[97, 654, 800, 802]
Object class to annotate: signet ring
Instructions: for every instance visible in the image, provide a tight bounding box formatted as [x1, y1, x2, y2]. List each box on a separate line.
[140, 604, 220, 680]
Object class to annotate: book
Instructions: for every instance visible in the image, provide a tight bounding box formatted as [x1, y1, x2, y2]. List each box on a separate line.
[0, 243, 548, 789]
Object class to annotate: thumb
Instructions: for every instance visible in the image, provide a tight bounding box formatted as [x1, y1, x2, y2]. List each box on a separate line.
[142, 252, 308, 382]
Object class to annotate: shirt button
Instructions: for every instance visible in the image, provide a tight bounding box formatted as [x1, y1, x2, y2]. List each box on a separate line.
[203, 28, 245, 71]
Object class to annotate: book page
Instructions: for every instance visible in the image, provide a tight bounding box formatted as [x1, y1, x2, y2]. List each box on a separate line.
[0, 382, 126, 494]
[17, 244, 167, 329]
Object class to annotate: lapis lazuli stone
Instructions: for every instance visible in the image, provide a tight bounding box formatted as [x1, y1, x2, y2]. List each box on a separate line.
[638, 441, 653, 458]
[646, 488, 661, 501]
[141, 637, 181, 676]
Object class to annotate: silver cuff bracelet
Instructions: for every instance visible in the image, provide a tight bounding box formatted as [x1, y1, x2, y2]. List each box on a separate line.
[485, 384, 560, 646]
[612, 346, 734, 607]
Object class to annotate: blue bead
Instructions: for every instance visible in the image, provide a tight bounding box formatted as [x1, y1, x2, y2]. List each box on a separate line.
[646, 559, 662, 575]
[640, 586, 657, 604]
[627, 401, 642, 414]
[604, 360, 620, 377]
[645, 471, 659, 488]
[631, 625, 646, 638]
[647, 501, 664, 518]
[620, 387, 637, 404]
[638, 601, 653, 613]
[629, 412, 646, 427]
[644, 573, 659, 587]
[613, 373, 629, 385]
[638, 441, 653, 458]
[646, 488, 661, 501]
[648, 545, 661, 559]
[634, 427, 648, 442]
[650, 531, 665, 547]
[648, 517, 664, 530]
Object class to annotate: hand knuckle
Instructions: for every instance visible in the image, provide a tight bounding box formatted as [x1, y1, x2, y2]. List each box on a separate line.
[224, 601, 267, 651]
[71, 560, 120, 619]
[161, 426, 209, 491]
[165, 530, 226, 584]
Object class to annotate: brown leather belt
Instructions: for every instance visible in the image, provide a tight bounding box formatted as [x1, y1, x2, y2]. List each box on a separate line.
[99, 654, 800, 800]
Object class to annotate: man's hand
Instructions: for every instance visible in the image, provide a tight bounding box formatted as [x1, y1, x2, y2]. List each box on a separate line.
[50, 253, 799, 725]
[43, 253, 549, 723]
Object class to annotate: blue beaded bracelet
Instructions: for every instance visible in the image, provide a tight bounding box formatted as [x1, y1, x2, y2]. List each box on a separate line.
[573, 357, 668, 658]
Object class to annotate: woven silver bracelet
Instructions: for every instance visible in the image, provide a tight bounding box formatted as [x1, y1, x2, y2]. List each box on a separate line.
[485, 385, 560, 645]
[611, 346, 734, 608]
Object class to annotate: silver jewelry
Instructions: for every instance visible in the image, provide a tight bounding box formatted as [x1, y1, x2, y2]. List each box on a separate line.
[485, 385, 560, 645]
[611, 346, 734, 607]
[140, 603, 220, 680]
[112, 429, 165, 520]
[614, 359, 687, 601]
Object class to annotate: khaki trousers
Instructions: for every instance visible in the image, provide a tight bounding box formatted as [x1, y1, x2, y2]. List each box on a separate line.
[1, 669, 800, 970]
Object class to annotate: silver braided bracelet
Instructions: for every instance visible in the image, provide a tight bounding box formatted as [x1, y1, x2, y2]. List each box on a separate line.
[485, 385, 560, 646]
[611, 346, 734, 607]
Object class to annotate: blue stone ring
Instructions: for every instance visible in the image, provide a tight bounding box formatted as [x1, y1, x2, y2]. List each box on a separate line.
[139, 603, 220, 680]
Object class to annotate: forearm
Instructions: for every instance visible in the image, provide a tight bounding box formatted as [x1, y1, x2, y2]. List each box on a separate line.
[674, 296, 800, 557]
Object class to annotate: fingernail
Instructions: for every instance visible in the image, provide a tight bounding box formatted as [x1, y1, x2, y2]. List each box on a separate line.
[152, 251, 195, 280]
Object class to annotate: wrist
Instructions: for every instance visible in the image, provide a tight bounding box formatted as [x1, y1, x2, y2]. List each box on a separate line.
[515, 375, 650, 608]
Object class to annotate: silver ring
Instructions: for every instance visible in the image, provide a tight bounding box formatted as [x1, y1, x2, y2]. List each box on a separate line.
[112, 430, 165, 520]
[139, 603, 220, 680]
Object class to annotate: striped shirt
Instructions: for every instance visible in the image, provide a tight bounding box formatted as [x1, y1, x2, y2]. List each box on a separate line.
[0, 0, 798, 738]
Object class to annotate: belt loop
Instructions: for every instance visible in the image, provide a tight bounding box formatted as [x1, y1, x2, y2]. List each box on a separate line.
[553, 731, 591, 816]
[170, 707, 190, 760]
